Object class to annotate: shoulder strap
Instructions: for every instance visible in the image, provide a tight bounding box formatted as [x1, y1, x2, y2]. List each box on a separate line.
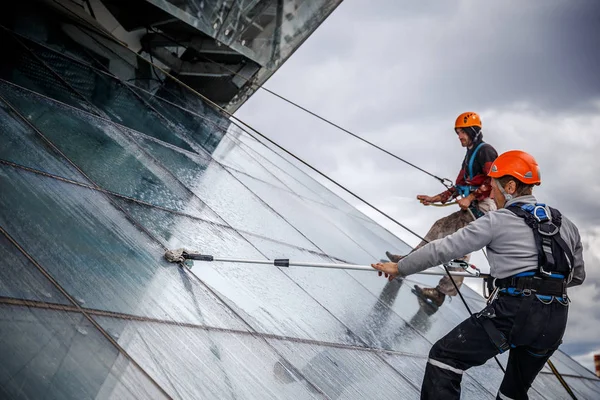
[548, 207, 575, 270]
[467, 142, 486, 180]
[508, 205, 544, 267]
[508, 204, 574, 275]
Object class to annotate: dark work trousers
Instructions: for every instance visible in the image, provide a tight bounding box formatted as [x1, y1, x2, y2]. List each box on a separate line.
[421, 294, 568, 400]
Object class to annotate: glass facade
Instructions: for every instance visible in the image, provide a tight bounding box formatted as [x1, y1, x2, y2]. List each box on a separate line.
[1, 2, 599, 399]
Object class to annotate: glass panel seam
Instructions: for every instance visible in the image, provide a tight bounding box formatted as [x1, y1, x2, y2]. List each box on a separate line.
[0, 159, 341, 262]
[2, 294, 426, 357]
[0, 227, 173, 398]
[2, 26, 106, 117]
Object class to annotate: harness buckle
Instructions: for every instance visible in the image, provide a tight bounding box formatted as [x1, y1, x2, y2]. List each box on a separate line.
[538, 222, 559, 236]
[532, 205, 551, 223]
[522, 288, 533, 297]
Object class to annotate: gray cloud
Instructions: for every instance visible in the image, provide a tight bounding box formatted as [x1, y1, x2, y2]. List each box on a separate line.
[236, 0, 600, 372]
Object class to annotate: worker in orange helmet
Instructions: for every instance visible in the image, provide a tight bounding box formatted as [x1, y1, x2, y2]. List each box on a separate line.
[385, 112, 498, 309]
[373, 150, 585, 399]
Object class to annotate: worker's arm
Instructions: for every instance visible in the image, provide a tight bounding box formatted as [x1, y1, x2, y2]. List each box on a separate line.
[378, 213, 494, 277]
[564, 218, 585, 287]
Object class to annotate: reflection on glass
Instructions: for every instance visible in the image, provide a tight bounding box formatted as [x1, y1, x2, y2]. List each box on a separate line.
[0, 97, 81, 181]
[0, 166, 246, 328]
[137, 135, 320, 249]
[95, 316, 324, 399]
[0, 233, 69, 304]
[269, 338, 420, 399]
[0, 305, 167, 399]
[114, 199, 361, 345]
[0, 29, 97, 114]
[382, 353, 496, 399]
[14, 33, 196, 152]
[231, 171, 378, 263]
[0, 80, 221, 222]
[242, 236, 432, 355]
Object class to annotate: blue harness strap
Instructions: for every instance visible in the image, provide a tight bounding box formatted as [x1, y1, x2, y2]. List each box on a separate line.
[456, 142, 486, 197]
[467, 142, 485, 180]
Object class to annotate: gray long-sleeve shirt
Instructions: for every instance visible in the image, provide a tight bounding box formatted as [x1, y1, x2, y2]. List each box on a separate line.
[398, 195, 585, 286]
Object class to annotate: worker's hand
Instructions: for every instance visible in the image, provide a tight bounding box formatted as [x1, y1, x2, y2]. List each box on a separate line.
[417, 194, 441, 205]
[371, 262, 400, 281]
[457, 194, 474, 210]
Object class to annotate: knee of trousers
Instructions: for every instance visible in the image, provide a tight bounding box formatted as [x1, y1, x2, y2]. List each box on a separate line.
[428, 340, 445, 360]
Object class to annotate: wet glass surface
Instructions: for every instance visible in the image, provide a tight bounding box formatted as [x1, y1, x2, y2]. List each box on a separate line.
[0, 304, 167, 399]
[131, 84, 227, 154]
[0, 97, 81, 180]
[381, 354, 497, 399]
[0, 80, 222, 222]
[95, 316, 325, 400]
[0, 233, 69, 305]
[137, 135, 321, 249]
[268, 338, 420, 399]
[235, 130, 373, 220]
[0, 29, 98, 114]
[532, 372, 578, 400]
[113, 198, 362, 345]
[0, 166, 247, 328]
[549, 350, 599, 379]
[242, 236, 433, 355]
[231, 171, 380, 263]
[15, 34, 196, 152]
[464, 365, 547, 400]
[564, 376, 600, 399]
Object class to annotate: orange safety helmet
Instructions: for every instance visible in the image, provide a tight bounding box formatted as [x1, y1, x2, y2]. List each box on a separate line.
[455, 112, 482, 129]
[488, 150, 541, 185]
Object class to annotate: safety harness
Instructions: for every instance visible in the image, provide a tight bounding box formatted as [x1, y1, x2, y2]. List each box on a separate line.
[478, 203, 574, 353]
[455, 141, 486, 198]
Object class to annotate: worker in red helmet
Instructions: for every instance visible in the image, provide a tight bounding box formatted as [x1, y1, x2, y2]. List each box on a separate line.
[385, 112, 498, 309]
[373, 150, 585, 399]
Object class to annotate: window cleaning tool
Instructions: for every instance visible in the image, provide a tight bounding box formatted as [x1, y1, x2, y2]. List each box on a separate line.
[164, 249, 487, 278]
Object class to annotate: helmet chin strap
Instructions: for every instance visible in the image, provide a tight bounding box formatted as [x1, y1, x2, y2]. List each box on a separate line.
[494, 178, 512, 204]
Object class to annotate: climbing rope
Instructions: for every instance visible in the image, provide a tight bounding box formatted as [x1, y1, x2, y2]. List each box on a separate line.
[41, 17, 576, 396]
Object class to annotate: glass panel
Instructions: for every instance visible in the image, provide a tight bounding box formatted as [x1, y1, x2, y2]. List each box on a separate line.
[466, 366, 547, 400]
[345, 270, 479, 344]
[230, 171, 378, 263]
[268, 338, 420, 399]
[0, 5, 107, 69]
[136, 135, 321, 249]
[0, 97, 81, 180]
[532, 372, 576, 400]
[0, 304, 167, 399]
[0, 166, 247, 328]
[210, 0, 342, 66]
[16, 34, 197, 153]
[214, 136, 293, 187]
[225, 129, 340, 206]
[113, 199, 362, 345]
[236, 130, 370, 220]
[0, 80, 221, 222]
[0, 233, 69, 304]
[0, 29, 97, 114]
[131, 84, 227, 154]
[381, 354, 496, 399]
[95, 316, 324, 399]
[550, 350, 599, 379]
[243, 235, 433, 355]
[564, 377, 600, 399]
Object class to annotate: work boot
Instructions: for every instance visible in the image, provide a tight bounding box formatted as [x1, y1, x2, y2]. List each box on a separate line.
[413, 285, 445, 309]
[385, 251, 405, 263]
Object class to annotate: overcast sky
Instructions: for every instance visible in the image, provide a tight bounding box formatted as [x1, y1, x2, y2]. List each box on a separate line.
[237, 0, 600, 373]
